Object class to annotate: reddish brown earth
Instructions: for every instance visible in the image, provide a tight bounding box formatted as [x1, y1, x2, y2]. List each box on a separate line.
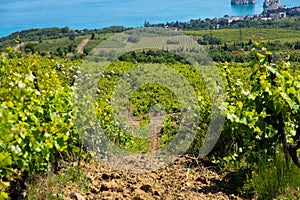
[77, 39, 89, 54]
[14, 42, 25, 52]
[63, 155, 245, 200]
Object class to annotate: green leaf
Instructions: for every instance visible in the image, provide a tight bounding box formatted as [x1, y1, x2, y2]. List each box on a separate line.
[267, 64, 277, 74]
[236, 101, 243, 108]
[50, 112, 57, 120]
[0, 191, 9, 200]
[0, 153, 12, 167]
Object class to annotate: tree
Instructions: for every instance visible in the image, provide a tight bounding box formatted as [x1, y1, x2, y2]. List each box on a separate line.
[91, 33, 96, 40]
[61, 26, 70, 34]
[198, 34, 221, 45]
[69, 34, 76, 41]
[144, 20, 150, 27]
[24, 43, 36, 54]
[127, 35, 140, 43]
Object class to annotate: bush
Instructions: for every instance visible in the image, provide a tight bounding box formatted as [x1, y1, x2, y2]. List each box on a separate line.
[127, 35, 140, 43]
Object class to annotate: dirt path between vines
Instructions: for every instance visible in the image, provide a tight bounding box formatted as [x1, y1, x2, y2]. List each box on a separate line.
[62, 155, 244, 200]
[77, 39, 89, 53]
[14, 42, 24, 52]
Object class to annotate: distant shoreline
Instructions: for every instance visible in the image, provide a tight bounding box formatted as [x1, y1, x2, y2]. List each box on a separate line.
[4, 0, 299, 37]
[1, 5, 300, 40]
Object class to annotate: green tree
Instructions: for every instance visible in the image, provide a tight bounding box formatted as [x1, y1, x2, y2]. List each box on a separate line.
[69, 34, 76, 41]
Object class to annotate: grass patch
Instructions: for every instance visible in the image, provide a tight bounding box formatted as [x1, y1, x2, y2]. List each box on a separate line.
[35, 36, 89, 53]
[26, 162, 90, 200]
[84, 33, 113, 53]
[251, 152, 300, 200]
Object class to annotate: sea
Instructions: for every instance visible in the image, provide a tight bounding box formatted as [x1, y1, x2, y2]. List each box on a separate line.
[0, 0, 299, 37]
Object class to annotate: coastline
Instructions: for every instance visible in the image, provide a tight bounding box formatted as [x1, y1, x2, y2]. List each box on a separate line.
[0, 1, 299, 38]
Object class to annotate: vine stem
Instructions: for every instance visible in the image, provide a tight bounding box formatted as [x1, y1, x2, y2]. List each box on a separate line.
[32, 71, 40, 91]
[268, 55, 300, 168]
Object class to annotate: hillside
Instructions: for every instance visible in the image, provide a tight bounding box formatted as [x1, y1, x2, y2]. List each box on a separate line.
[1, 15, 300, 58]
[2, 26, 300, 63]
[1, 18, 300, 200]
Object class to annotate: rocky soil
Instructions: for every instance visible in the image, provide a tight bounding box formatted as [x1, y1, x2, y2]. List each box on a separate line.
[62, 155, 245, 200]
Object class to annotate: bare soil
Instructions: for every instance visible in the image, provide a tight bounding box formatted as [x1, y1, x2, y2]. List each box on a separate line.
[63, 155, 245, 200]
[14, 42, 25, 52]
[77, 39, 89, 54]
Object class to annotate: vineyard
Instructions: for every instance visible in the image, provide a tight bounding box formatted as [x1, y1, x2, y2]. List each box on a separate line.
[0, 41, 300, 199]
[183, 28, 300, 43]
[0, 57, 83, 199]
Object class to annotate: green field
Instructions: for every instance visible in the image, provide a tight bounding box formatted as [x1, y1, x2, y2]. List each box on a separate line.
[182, 28, 300, 43]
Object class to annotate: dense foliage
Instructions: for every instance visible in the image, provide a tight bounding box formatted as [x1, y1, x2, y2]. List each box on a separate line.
[0, 26, 129, 51]
[0, 41, 300, 199]
[93, 61, 211, 154]
[212, 47, 300, 193]
[0, 56, 82, 199]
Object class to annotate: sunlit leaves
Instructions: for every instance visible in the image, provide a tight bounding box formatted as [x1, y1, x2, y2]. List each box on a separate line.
[0, 56, 82, 197]
[95, 61, 211, 153]
[219, 48, 300, 171]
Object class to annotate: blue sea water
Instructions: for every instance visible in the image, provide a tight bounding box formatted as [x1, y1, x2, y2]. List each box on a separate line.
[0, 0, 299, 37]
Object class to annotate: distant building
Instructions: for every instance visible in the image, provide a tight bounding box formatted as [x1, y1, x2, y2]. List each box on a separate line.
[228, 16, 244, 23]
[279, 11, 286, 18]
[287, 7, 300, 16]
[217, 16, 245, 24]
[269, 11, 286, 19]
[164, 26, 179, 31]
[260, 17, 272, 20]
